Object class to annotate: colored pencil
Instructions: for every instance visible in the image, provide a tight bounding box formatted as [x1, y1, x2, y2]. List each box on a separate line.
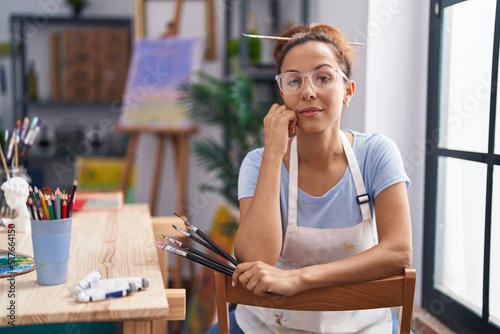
[62, 199, 68, 219]
[55, 190, 61, 219]
[36, 187, 50, 219]
[47, 199, 54, 220]
[67, 178, 78, 217]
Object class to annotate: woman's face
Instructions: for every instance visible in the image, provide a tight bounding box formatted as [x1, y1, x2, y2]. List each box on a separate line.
[279, 41, 353, 134]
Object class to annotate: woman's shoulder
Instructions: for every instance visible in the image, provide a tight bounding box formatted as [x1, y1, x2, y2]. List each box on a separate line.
[244, 147, 264, 160]
[349, 130, 398, 152]
[241, 147, 265, 168]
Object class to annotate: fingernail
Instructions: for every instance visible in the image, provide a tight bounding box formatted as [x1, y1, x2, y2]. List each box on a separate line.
[231, 280, 235, 287]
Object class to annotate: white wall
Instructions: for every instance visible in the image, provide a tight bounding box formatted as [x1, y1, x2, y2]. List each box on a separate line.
[315, 0, 429, 305]
[365, 0, 429, 305]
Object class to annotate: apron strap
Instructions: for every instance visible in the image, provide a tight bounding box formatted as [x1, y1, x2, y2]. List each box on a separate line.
[288, 137, 299, 227]
[339, 131, 372, 222]
[288, 132, 373, 226]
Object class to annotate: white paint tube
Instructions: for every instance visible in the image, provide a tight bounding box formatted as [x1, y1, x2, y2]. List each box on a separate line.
[74, 281, 130, 302]
[88, 277, 149, 292]
[72, 270, 102, 293]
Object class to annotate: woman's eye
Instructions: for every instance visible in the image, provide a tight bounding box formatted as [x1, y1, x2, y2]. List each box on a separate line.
[317, 75, 330, 83]
[287, 79, 302, 87]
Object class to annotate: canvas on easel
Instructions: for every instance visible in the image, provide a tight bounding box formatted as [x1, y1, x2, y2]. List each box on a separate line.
[119, 35, 204, 127]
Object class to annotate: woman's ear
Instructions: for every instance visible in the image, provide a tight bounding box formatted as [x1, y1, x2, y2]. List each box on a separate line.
[345, 80, 356, 101]
[342, 80, 356, 110]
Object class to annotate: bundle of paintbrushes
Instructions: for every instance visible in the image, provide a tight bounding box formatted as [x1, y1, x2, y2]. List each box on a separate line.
[0, 116, 42, 218]
[155, 213, 238, 276]
[0, 116, 42, 172]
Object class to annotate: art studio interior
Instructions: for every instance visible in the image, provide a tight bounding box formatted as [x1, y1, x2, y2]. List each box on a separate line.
[0, 0, 499, 333]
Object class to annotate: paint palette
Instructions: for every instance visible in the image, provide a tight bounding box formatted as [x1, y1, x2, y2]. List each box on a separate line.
[0, 249, 35, 278]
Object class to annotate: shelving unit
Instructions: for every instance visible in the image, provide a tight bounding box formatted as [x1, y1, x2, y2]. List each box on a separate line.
[223, 0, 310, 101]
[9, 15, 132, 188]
[10, 15, 132, 121]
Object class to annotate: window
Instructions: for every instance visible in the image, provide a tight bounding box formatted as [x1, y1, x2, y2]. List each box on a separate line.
[423, 0, 500, 332]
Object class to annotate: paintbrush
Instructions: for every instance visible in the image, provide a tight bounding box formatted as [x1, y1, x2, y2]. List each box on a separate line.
[171, 224, 219, 254]
[155, 232, 235, 271]
[156, 242, 234, 276]
[174, 213, 239, 266]
[241, 33, 365, 46]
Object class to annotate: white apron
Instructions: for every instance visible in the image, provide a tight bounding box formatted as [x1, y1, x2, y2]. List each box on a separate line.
[235, 132, 392, 333]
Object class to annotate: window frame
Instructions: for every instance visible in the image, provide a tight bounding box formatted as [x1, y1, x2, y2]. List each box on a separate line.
[423, 0, 500, 333]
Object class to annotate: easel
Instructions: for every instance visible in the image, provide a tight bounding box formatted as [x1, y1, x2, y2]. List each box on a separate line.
[116, 125, 197, 216]
[124, 0, 195, 216]
[134, 0, 184, 40]
[125, 1, 195, 333]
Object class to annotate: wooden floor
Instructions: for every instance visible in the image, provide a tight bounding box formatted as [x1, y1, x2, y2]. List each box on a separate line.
[412, 306, 457, 334]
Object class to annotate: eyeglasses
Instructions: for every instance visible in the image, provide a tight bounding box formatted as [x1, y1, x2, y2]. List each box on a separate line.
[275, 68, 349, 95]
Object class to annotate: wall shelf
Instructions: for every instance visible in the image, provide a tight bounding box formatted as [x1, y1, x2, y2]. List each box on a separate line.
[10, 15, 132, 120]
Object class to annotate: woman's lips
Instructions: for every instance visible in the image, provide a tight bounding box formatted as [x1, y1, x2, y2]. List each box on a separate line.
[299, 108, 321, 117]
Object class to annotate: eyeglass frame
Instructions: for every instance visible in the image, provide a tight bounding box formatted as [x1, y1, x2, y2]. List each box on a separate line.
[274, 68, 349, 94]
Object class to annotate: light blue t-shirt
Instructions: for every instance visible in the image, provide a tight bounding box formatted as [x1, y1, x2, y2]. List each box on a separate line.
[238, 130, 410, 232]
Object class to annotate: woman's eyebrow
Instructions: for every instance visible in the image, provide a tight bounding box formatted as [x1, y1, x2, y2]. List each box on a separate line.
[283, 64, 334, 73]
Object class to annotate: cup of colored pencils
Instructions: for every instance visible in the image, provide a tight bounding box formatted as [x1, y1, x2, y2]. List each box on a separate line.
[29, 179, 78, 286]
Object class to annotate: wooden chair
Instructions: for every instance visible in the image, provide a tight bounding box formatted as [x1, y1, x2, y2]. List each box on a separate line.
[152, 216, 190, 334]
[215, 267, 417, 334]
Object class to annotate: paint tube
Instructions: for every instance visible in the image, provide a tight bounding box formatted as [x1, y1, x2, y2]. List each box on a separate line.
[74, 280, 130, 302]
[72, 270, 102, 293]
[88, 277, 149, 292]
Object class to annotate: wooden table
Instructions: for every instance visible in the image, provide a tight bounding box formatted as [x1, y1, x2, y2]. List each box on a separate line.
[0, 204, 185, 333]
[115, 125, 197, 216]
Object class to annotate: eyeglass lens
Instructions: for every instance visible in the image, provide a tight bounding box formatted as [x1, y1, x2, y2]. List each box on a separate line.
[276, 69, 340, 94]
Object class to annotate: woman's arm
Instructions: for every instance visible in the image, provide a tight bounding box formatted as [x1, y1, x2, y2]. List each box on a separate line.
[232, 181, 412, 296]
[234, 104, 296, 264]
[234, 150, 283, 264]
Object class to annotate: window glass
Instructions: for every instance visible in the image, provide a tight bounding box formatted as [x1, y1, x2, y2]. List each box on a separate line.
[438, 0, 495, 153]
[490, 166, 500, 326]
[435, 157, 486, 315]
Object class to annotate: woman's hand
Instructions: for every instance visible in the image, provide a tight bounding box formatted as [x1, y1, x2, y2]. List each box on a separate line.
[232, 261, 302, 297]
[263, 104, 297, 155]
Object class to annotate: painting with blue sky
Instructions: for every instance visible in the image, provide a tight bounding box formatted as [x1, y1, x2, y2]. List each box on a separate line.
[120, 35, 203, 126]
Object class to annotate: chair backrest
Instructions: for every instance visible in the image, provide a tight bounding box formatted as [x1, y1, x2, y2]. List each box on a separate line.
[215, 267, 416, 334]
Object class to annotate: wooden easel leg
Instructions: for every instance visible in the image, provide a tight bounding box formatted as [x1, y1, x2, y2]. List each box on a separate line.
[150, 135, 166, 215]
[172, 134, 189, 216]
[121, 133, 139, 201]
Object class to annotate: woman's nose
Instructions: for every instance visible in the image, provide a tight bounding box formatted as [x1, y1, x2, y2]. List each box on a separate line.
[301, 76, 317, 100]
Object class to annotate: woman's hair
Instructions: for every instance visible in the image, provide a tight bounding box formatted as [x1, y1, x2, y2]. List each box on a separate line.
[273, 24, 356, 78]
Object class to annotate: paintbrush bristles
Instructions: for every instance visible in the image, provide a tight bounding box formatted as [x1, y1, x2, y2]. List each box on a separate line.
[174, 212, 197, 231]
[154, 231, 167, 238]
[156, 241, 167, 249]
[171, 224, 189, 237]
[173, 212, 186, 222]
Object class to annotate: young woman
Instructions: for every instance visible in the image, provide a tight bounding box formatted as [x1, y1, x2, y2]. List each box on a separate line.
[207, 23, 412, 334]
